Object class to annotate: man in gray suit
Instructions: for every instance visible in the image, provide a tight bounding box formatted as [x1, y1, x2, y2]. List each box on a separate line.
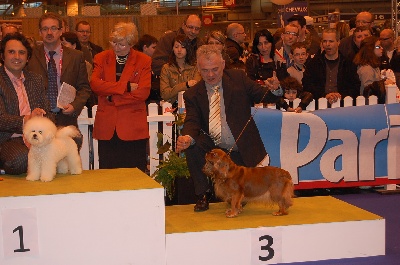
[25, 12, 90, 127]
[0, 33, 50, 174]
[176, 45, 282, 212]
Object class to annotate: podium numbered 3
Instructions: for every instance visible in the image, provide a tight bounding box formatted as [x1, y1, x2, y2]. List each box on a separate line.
[251, 227, 283, 264]
[1, 208, 39, 258]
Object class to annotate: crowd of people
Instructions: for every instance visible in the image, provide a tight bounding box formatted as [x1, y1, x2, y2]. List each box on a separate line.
[0, 11, 398, 212]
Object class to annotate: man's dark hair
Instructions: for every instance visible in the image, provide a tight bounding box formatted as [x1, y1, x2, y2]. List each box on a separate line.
[0, 32, 32, 64]
[134, 34, 158, 52]
[287, 15, 306, 28]
[61, 32, 82, 50]
[75, 20, 90, 31]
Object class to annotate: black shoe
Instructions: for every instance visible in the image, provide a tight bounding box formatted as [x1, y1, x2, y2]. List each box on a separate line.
[194, 194, 210, 212]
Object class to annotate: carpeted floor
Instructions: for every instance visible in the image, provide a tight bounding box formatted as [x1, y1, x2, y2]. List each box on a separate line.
[283, 189, 400, 265]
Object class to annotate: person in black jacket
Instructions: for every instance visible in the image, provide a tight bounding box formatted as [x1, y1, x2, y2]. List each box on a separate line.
[225, 23, 247, 70]
[303, 28, 360, 108]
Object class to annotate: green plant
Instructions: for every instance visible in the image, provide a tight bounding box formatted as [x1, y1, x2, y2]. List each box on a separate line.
[151, 107, 190, 199]
[152, 145, 190, 199]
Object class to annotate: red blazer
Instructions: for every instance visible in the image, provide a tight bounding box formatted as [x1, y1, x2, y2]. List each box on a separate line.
[90, 48, 151, 141]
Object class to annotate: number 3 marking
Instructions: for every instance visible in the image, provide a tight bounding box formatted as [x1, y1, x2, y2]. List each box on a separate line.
[259, 235, 274, 261]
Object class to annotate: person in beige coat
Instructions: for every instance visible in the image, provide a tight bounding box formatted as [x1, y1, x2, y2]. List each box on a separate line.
[160, 34, 201, 105]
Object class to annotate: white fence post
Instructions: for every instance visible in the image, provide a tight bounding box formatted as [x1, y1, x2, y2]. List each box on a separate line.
[147, 102, 175, 176]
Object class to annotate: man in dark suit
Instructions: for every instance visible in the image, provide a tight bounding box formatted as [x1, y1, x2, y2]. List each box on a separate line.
[176, 45, 282, 212]
[25, 12, 91, 127]
[75, 20, 103, 65]
[0, 33, 50, 174]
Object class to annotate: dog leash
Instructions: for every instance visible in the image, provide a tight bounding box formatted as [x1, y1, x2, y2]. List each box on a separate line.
[227, 87, 271, 156]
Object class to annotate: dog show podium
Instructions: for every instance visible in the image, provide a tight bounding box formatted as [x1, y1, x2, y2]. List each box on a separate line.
[0, 169, 385, 265]
[0, 169, 165, 265]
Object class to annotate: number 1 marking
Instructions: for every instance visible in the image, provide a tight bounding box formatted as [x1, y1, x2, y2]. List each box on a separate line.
[13, 225, 31, 252]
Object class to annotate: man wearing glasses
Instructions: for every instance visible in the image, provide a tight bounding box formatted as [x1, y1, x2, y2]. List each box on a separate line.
[152, 14, 203, 78]
[225, 23, 247, 69]
[151, 14, 204, 102]
[26, 12, 91, 127]
[339, 11, 374, 62]
[379, 28, 400, 84]
[274, 24, 299, 69]
[75, 21, 103, 65]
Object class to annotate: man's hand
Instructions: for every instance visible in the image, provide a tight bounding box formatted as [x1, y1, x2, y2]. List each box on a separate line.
[265, 71, 280, 91]
[325, 92, 341, 104]
[187, 80, 198, 87]
[62, 104, 75, 115]
[23, 108, 46, 123]
[176, 135, 192, 153]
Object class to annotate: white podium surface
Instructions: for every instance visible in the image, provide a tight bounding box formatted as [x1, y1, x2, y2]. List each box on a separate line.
[0, 168, 165, 265]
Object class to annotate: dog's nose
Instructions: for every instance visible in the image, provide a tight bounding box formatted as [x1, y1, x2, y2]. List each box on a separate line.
[33, 134, 37, 138]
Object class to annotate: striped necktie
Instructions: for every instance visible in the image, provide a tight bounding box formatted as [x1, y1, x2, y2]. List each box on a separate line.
[209, 86, 221, 145]
[47, 50, 58, 110]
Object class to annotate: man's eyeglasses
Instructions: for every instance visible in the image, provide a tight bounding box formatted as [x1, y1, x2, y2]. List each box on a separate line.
[356, 20, 372, 24]
[380, 37, 392, 41]
[208, 41, 222, 45]
[77, 30, 91, 34]
[284, 31, 299, 37]
[40, 26, 61, 33]
[110, 41, 127, 48]
[185, 24, 201, 31]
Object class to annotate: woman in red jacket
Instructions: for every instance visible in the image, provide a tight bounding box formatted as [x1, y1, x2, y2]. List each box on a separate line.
[90, 22, 151, 171]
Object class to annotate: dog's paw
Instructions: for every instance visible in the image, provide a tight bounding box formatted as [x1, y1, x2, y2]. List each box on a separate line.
[272, 210, 288, 216]
[225, 209, 238, 218]
[70, 168, 82, 175]
[26, 174, 40, 181]
[40, 175, 55, 182]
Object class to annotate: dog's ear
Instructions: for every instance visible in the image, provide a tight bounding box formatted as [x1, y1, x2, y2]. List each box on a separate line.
[43, 130, 55, 144]
[214, 153, 231, 179]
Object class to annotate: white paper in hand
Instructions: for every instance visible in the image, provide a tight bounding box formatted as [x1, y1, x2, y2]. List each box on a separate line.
[57, 82, 76, 109]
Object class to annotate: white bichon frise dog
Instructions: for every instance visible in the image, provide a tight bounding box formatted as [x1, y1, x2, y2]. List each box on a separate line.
[23, 116, 83, 182]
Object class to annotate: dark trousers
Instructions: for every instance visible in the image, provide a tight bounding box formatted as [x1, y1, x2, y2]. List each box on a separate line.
[98, 131, 147, 172]
[0, 137, 28, 175]
[185, 144, 244, 196]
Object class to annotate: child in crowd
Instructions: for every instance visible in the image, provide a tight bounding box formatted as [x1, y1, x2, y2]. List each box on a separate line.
[287, 42, 308, 84]
[276, 76, 313, 113]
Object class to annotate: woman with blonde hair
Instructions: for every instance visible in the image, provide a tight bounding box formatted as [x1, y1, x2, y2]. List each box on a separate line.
[90, 22, 151, 170]
[335, 21, 350, 40]
[206, 30, 233, 68]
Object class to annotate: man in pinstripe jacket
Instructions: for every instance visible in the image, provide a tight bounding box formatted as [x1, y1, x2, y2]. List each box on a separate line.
[0, 33, 50, 175]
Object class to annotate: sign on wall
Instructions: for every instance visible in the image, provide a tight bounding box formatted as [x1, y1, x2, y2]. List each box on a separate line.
[253, 104, 400, 189]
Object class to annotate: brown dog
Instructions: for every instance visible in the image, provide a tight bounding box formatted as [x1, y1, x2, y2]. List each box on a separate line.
[203, 149, 294, 218]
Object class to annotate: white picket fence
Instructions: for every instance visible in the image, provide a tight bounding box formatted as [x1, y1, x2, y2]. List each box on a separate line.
[78, 85, 399, 177]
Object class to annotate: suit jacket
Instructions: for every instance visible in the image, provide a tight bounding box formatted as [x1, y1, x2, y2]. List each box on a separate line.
[25, 44, 91, 119]
[182, 69, 279, 167]
[0, 66, 50, 144]
[90, 48, 151, 141]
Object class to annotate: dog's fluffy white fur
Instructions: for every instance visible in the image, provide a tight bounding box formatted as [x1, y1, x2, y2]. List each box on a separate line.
[23, 116, 82, 182]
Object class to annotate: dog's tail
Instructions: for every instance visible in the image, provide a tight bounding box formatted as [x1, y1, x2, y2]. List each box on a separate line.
[56, 125, 81, 139]
[56, 126, 83, 150]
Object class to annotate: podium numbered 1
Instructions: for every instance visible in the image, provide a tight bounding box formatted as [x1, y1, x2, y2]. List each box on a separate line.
[1, 208, 39, 258]
[251, 227, 283, 264]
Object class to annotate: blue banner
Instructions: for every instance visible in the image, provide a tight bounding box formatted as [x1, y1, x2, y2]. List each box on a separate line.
[253, 104, 400, 188]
